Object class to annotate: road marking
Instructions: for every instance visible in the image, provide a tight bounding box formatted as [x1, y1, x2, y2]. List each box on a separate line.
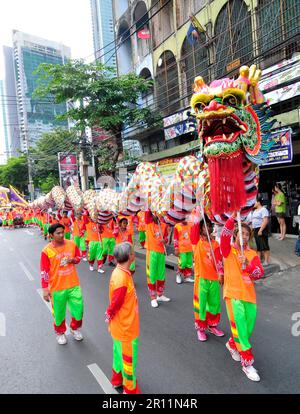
[19, 262, 34, 281]
[0, 313, 6, 336]
[87, 363, 118, 394]
[25, 230, 34, 236]
[36, 289, 70, 335]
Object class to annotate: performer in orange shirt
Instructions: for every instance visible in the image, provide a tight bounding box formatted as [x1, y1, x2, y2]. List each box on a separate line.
[145, 211, 170, 308]
[72, 213, 87, 261]
[174, 220, 194, 284]
[81, 215, 104, 273]
[105, 242, 140, 394]
[7, 209, 14, 229]
[113, 217, 135, 273]
[40, 223, 84, 345]
[98, 218, 116, 267]
[220, 214, 264, 382]
[137, 211, 146, 248]
[60, 211, 72, 240]
[190, 214, 224, 342]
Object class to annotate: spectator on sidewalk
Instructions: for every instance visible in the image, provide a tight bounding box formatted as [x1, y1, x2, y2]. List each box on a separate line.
[248, 196, 271, 266]
[105, 242, 140, 394]
[272, 183, 287, 240]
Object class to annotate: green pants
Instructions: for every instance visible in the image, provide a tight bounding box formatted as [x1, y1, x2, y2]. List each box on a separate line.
[64, 232, 71, 240]
[179, 252, 193, 270]
[139, 231, 146, 243]
[194, 278, 221, 330]
[113, 337, 138, 392]
[88, 240, 102, 262]
[225, 298, 257, 352]
[74, 235, 87, 252]
[43, 223, 50, 236]
[52, 286, 84, 332]
[100, 237, 116, 259]
[130, 261, 136, 272]
[146, 250, 166, 284]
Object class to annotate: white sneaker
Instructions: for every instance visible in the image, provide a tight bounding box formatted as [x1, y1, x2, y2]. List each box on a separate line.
[70, 329, 83, 341]
[98, 267, 105, 274]
[82, 257, 87, 262]
[89, 265, 94, 271]
[226, 341, 241, 361]
[242, 365, 260, 382]
[151, 299, 159, 308]
[56, 334, 67, 345]
[184, 277, 195, 283]
[157, 295, 171, 302]
[176, 274, 182, 284]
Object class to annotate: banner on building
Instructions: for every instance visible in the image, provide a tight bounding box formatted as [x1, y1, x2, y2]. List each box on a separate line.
[58, 153, 79, 190]
[158, 157, 181, 180]
[137, 28, 151, 39]
[163, 110, 196, 141]
[263, 128, 293, 165]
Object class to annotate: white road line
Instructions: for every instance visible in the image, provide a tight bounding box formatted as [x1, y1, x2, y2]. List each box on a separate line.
[25, 230, 34, 236]
[0, 313, 6, 336]
[36, 289, 70, 335]
[87, 363, 118, 394]
[19, 262, 34, 281]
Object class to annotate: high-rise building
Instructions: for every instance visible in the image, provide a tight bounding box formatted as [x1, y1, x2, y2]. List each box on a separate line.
[2, 46, 21, 157]
[0, 80, 10, 164]
[90, 0, 116, 67]
[12, 30, 71, 152]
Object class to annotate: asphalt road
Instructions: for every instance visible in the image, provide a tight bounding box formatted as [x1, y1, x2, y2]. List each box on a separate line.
[0, 226, 299, 394]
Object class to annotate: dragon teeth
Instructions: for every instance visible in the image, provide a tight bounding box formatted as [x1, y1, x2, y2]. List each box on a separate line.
[207, 120, 211, 126]
[222, 134, 227, 140]
[240, 124, 247, 132]
[222, 118, 226, 124]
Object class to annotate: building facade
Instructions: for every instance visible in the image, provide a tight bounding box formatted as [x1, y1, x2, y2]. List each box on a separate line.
[112, 0, 300, 232]
[12, 30, 71, 152]
[90, 0, 116, 67]
[2, 46, 21, 158]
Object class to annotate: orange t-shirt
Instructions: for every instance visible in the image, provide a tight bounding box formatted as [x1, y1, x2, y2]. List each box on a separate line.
[102, 220, 115, 239]
[137, 212, 146, 232]
[223, 247, 258, 303]
[145, 221, 167, 253]
[115, 229, 132, 245]
[72, 218, 83, 237]
[42, 240, 80, 292]
[109, 266, 139, 341]
[174, 223, 192, 253]
[60, 217, 72, 233]
[86, 221, 102, 242]
[194, 239, 219, 281]
[119, 215, 134, 235]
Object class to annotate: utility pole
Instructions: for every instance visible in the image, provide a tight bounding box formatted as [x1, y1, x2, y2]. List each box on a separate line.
[79, 133, 89, 192]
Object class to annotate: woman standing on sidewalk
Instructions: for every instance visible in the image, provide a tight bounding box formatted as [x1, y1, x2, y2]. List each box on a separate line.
[250, 196, 270, 266]
[273, 183, 287, 240]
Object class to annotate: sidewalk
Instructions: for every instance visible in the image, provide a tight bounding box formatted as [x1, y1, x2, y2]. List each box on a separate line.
[134, 234, 300, 277]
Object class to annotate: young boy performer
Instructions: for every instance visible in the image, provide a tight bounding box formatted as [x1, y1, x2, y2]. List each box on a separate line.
[72, 213, 87, 261]
[145, 211, 170, 308]
[81, 215, 104, 273]
[105, 242, 140, 394]
[60, 211, 72, 240]
[220, 213, 264, 382]
[98, 218, 116, 268]
[174, 220, 194, 284]
[114, 217, 135, 274]
[137, 211, 146, 248]
[190, 214, 225, 341]
[40, 223, 84, 345]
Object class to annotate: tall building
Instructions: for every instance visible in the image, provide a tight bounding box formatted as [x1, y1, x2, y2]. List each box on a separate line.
[90, 0, 116, 67]
[12, 30, 71, 152]
[0, 80, 9, 164]
[2, 46, 21, 157]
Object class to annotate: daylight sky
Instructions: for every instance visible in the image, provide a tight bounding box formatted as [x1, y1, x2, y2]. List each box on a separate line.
[0, 0, 94, 161]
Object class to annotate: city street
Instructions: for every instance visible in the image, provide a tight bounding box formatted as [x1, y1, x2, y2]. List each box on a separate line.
[0, 227, 299, 394]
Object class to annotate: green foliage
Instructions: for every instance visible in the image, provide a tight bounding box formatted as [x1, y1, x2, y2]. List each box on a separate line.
[38, 174, 59, 193]
[33, 60, 158, 172]
[0, 156, 28, 193]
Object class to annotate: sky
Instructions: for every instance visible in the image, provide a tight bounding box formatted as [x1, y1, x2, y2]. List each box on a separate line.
[0, 0, 94, 162]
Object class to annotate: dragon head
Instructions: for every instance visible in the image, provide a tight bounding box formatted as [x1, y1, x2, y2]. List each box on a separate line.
[190, 65, 274, 216]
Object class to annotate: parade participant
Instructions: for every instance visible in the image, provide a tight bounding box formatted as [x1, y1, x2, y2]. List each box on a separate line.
[40, 223, 84, 345]
[60, 211, 72, 240]
[43, 212, 51, 241]
[118, 214, 135, 239]
[72, 213, 87, 261]
[190, 215, 224, 341]
[114, 218, 135, 274]
[7, 209, 14, 229]
[220, 214, 264, 382]
[137, 211, 146, 249]
[145, 211, 170, 308]
[174, 220, 194, 284]
[98, 218, 116, 268]
[81, 215, 104, 273]
[105, 242, 140, 394]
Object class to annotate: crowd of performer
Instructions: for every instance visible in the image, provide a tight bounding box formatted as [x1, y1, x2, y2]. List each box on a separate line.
[0, 205, 264, 392]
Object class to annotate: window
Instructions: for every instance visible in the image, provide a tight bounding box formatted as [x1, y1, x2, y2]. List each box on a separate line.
[155, 51, 180, 114]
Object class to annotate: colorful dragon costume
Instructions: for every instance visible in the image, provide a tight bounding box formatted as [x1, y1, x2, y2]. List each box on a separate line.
[30, 65, 275, 226]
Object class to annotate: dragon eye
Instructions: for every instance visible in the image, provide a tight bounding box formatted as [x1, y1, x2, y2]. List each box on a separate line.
[194, 102, 207, 113]
[222, 94, 240, 107]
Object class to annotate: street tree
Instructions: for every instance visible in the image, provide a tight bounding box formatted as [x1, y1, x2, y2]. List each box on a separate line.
[0, 156, 28, 194]
[33, 60, 158, 173]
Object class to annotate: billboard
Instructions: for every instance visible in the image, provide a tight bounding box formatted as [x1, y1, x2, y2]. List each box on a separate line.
[58, 153, 79, 190]
[262, 128, 293, 166]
